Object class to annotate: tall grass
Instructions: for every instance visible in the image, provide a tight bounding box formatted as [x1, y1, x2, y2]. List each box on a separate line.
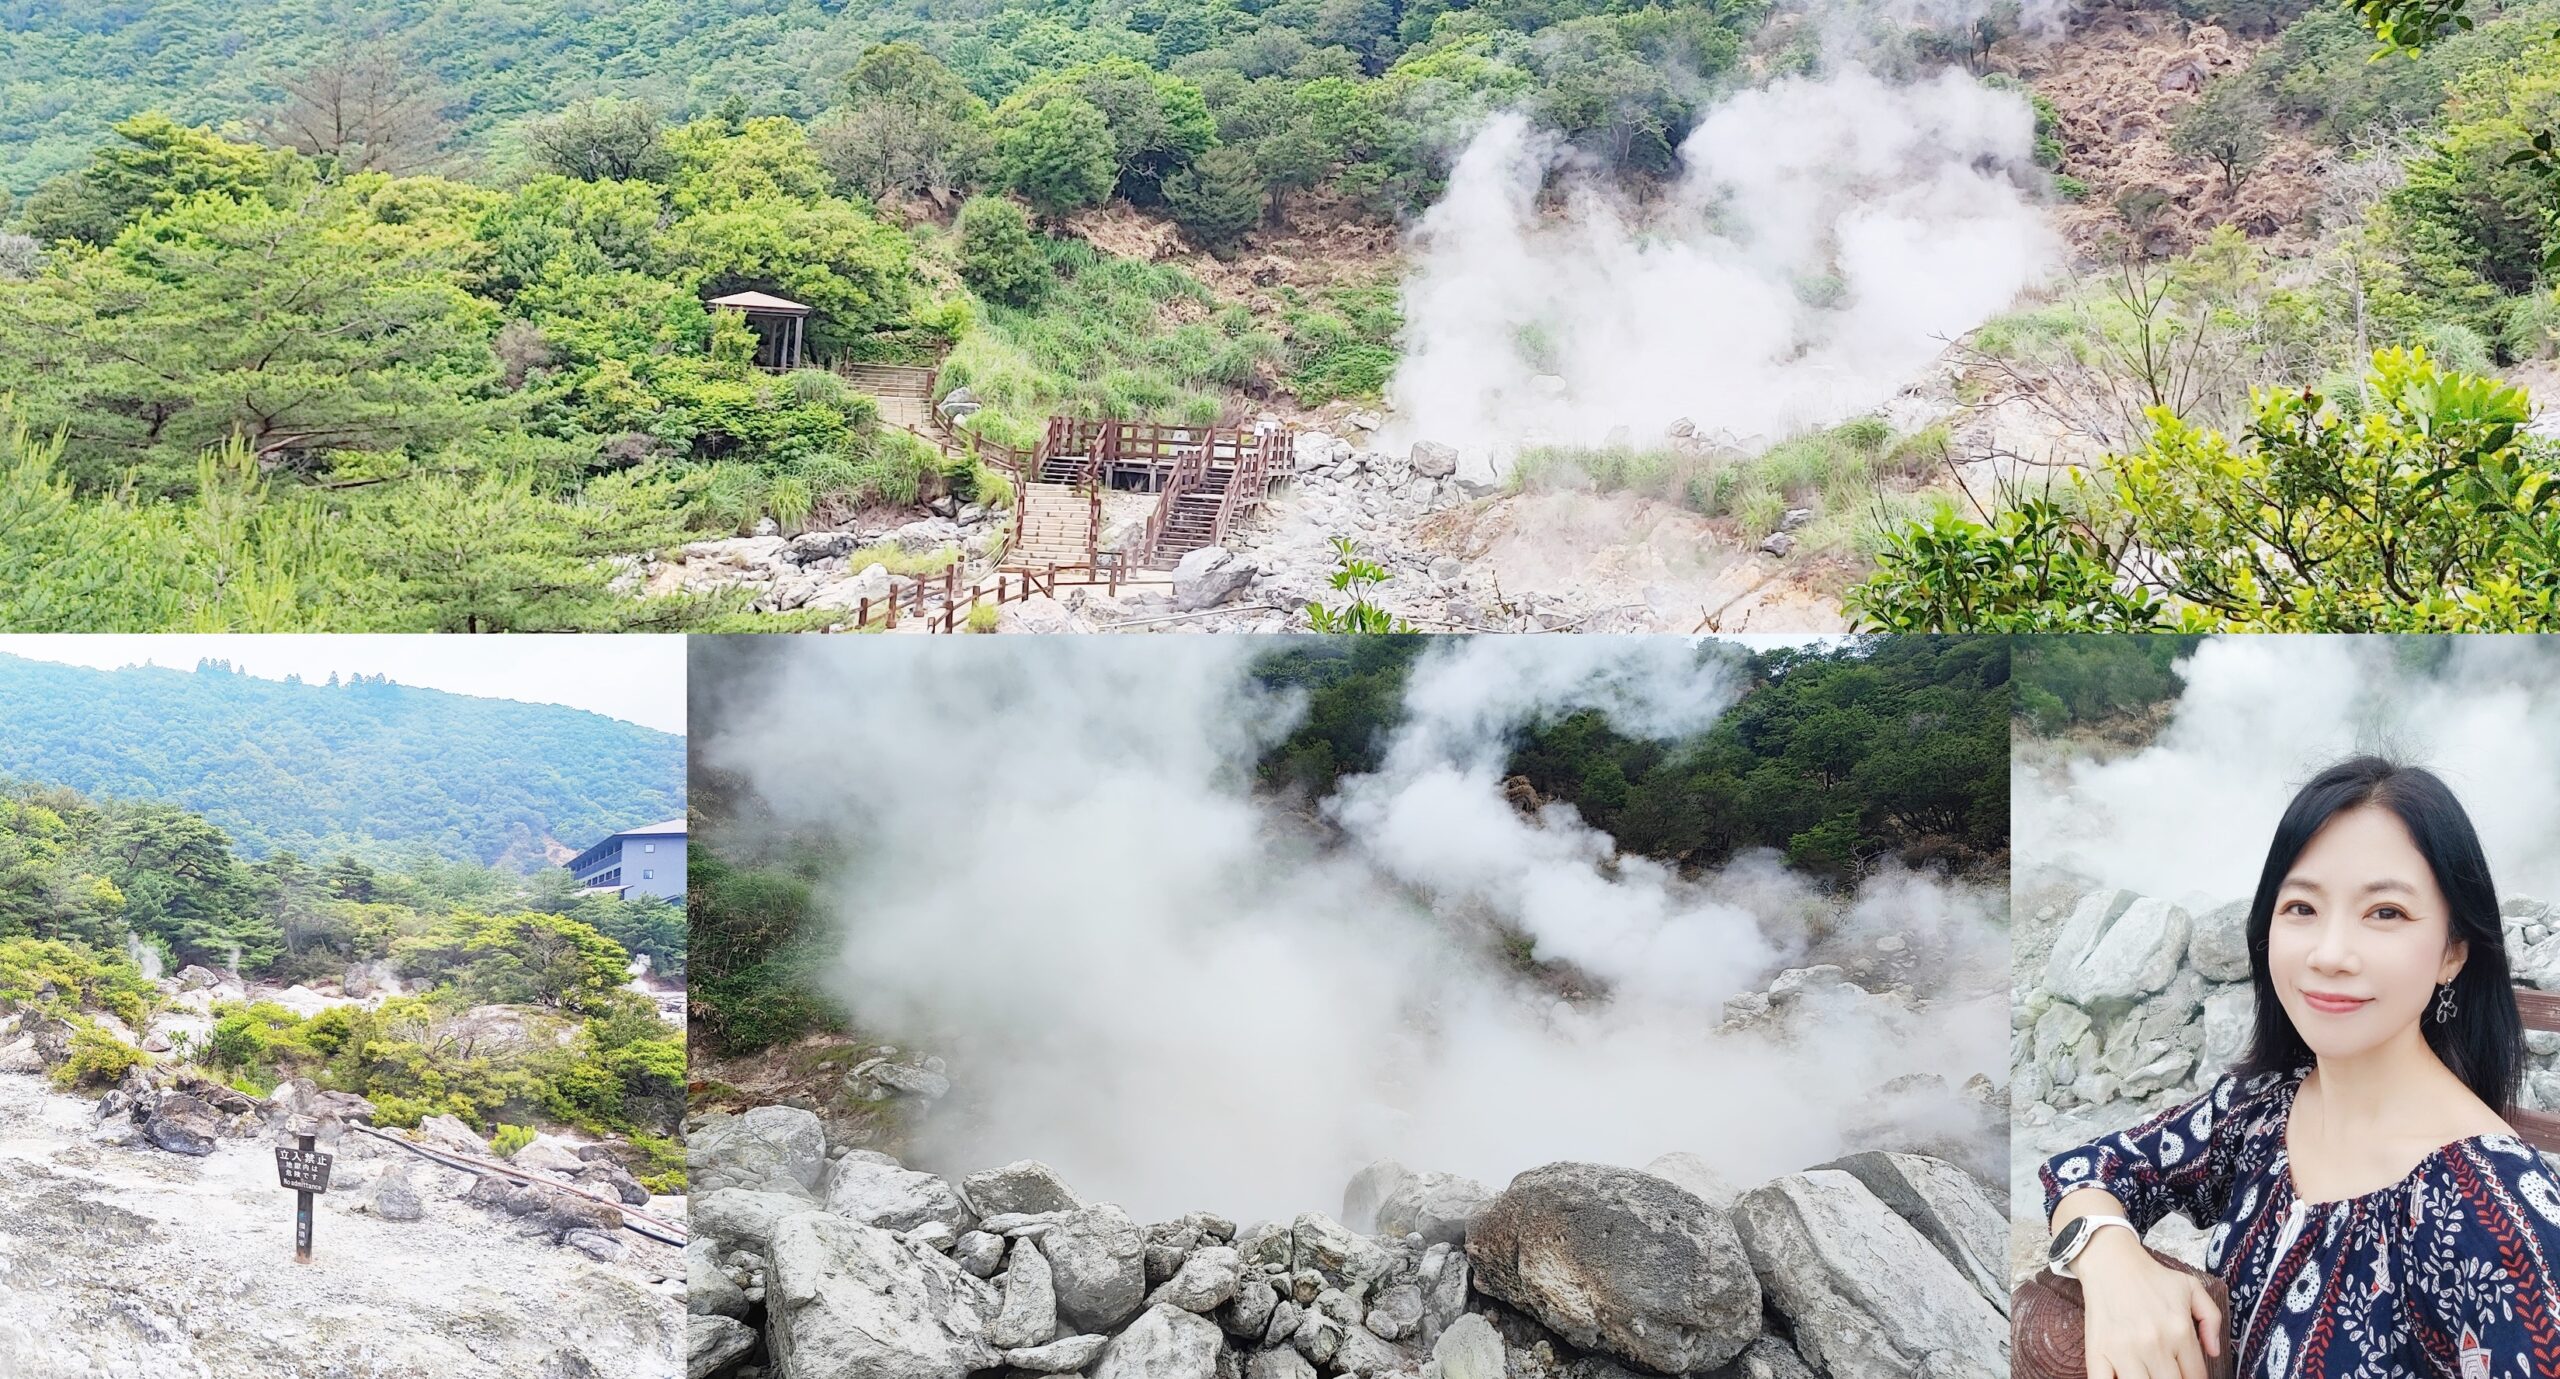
[1508, 417, 1954, 560]
[938, 238, 1284, 440]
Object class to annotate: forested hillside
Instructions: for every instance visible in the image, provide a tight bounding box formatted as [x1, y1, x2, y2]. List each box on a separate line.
[0, 655, 683, 865]
[0, 0, 2553, 630]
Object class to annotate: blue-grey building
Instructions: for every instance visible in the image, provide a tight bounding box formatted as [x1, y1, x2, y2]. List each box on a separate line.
[567, 817, 686, 902]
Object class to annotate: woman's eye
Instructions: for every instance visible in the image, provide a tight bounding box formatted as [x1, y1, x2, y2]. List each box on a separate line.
[2280, 900, 2315, 917]
[2371, 906, 2408, 922]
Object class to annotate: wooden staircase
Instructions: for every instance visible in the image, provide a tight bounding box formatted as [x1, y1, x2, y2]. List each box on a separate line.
[1147, 466, 1234, 568]
[837, 363, 935, 432]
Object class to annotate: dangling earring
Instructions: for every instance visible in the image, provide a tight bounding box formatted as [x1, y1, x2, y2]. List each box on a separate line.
[2433, 982, 2459, 1024]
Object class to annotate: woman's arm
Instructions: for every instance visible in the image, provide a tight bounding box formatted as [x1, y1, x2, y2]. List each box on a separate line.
[2041, 1076, 2252, 1379]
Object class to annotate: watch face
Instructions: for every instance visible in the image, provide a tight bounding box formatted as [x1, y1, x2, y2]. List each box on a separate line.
[2049, 1217, 2087, 1264]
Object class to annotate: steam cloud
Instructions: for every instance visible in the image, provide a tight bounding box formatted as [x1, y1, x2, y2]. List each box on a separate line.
[1385, 65, 2060, 469]
[2019, 637, 2560, 908]
[706, 638, 2007, 1223]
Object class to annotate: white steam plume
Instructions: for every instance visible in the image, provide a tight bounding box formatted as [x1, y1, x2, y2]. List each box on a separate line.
[707, 638, 2008, 1223]
[2019, 637, 2560, 909]
[1385, 65, 2059, 470]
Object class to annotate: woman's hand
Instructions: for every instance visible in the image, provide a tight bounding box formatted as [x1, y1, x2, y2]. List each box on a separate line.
[2075, 1229, 2225, 1379]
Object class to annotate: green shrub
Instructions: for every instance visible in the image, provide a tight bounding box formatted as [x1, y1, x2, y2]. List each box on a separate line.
[955, 196, 1049, 306]
[491, 1123, 538, 1157]
[53, 1023, 150, 1088]
[966, 601, 1001, 632]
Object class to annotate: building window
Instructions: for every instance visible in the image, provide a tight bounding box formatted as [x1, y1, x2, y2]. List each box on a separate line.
[641, 869, 653, 881]
[643, 843, 654, 853]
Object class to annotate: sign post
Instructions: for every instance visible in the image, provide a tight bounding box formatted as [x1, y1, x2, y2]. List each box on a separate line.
[275, 1133, 333, 1264]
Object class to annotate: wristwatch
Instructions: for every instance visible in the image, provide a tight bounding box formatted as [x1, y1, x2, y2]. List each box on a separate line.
[2048, 1214, 2137, 1279]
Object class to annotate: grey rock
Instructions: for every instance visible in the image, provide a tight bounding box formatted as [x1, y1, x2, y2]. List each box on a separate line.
[1363, 1284, 1424, 1341]
[1043, 1204, 1149, 1332]
[1288, 1214, 1397, 1299]
[1701, 1337, 1818, 1379]
[908, 1220, 959, 1253]
[691, 1105, 827, 1197]
[689, 1315, 757, 1379]
[1758, 532, 1796, 557]
[1466, 1162, 1760, 1374]
[1173, 547, 1258, 613]
[1342, 1161, 1414, 1234]
[1094, 1304, 1226, 1379]
[2045, 891, 2190, 1010]
[1008, 1336, 1114, 1373]
[369, 1160, 425, 1222]
[765, 1212, 1000, 1379]
[142, 1095, 220, 1156]
[1730, 1171, 2007, 1379]
[994, 1238, 1060, 1349]
[565, 1229, 628, 1263]
[1375, 1173, 1492, 1248]
[1417, 1243, 1469, 1331]
[1218, 1277, 1277, 1339]
[1641, 1153, 1738, 1211]
[2189, 899, 2252, 983]
[873, 1062, 953, 1099]
[1432, 1314, 1504, 1379]
[694, 1188, 829, 1257]
[826, 1157, 977, 1234]
[688, 1239, 750, 1318]
[2198, 984, 2256, 1078]
[1264, 1299, 1305, 1347]
[1153, 1245, 1241, 1312]
[1409, 442, 1459, 479]
[956, 1230, 1008, 1277]
[1248, 1345, 1316, 1379]
[966, 1161, 1083, 1217]
[1332, 1323, 1411, 1376]
[418, 1113, 490, 1156]
[1808, 1153, 2008, 1315]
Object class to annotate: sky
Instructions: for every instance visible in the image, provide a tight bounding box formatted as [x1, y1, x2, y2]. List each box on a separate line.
[0, 636, 687, 734]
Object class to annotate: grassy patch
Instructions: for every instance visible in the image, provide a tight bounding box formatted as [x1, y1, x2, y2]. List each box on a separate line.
[939, 238, 1284, 441]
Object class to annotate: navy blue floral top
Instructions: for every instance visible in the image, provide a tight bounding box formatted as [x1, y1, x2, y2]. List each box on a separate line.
[2041, 1066, 2560, 1379]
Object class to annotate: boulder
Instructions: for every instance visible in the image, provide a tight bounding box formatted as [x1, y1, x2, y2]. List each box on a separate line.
[566, 1229, 628, 1263]
[2188, 899, 2252, 983]
[765, 1212, 1000, 1379]
[1042, 1204, 1148, 1332]
[1286, 1214, 1397, 1299]
[1432, 1314, 1505, 1379]
[1342, 1161, 1414, 1233]
[1008, 1335, 1114, 1373]
[1643, 1153, 1739, 1211]
[1409, 442, 1459, 479]
[689, 1315, 757, 1379]
[825, 1157, 977, 1234]
[2198, 984, 2256, 1077]
[1218, 1278, 1278, 1340]
[688, 1239, 750, 1318]
[369, 1160, 425, 1222]
[1466, 1162, 1761, 1374]
[694, 1187, 826, 1256]
[1094, 1304, 1226, 1379]
[1705, 1338, 1819, 1379]
[1250, 1345, 1316, 1379]
[807, 564, 895, 615]
[141, 1094, 220, 1156]
[1375, 1172, 1492, 1247]
[955, 1231, 1007, 1278]
[1363, 1283, 1424, 1341]
[965, 1160, 1082, 1217]
[1173, 547, 1258, 613]
[871, 1062, 952, 1100]
[2045, 891, 2190, 1010]
[1152, 1245, 1241, 1313]
[993, 1237, 1060, 1348]
[690, 1105, 827, 1197]
[788, 531, 862, 564]
[417, 1113, 489, 1156]
[1730, 1171, 2007, 1379]
[512, 1135, 592, 1178]
[1807, 1153, 2007, 1314]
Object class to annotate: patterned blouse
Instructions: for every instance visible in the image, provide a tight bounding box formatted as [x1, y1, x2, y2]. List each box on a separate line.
[2041, 1065, 2560, 1379]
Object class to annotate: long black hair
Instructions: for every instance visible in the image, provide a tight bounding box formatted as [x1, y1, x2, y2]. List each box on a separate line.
[2233, 756, 2522, 1116]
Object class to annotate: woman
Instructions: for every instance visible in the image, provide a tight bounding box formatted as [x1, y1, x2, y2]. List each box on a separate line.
[2042, 756, 2560, 1379]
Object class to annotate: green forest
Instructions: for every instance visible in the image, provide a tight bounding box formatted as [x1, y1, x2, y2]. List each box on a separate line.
[0, 655, 683, 865]
[0, 781, 685, 1179]
[0, 0, 2552, 629]
[689, 634, 2009, 1056]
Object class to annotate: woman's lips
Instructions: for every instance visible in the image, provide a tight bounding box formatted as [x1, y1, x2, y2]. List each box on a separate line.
[2300, 990, 2373, 1014]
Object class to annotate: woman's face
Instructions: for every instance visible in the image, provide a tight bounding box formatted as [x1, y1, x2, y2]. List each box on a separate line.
[2266, 804, 2468, 1061]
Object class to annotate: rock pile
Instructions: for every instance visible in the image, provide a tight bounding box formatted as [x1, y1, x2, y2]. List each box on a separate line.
[628, 518, 1004, 620]
[685, 1105, 2011, 1379]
